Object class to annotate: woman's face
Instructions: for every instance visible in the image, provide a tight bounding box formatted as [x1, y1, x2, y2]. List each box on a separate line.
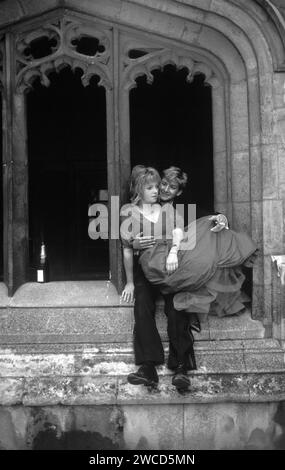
[141, 181, 159, 204]
[160, 178, 182, 203]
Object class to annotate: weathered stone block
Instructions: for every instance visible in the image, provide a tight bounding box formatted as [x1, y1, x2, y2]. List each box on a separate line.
[262, 144, 279, 199]
[274, 74, 285, 108]
[244, 348, 285, 372]
[198, 27, 246, 81]
[180, 22, 202, 43]
[277, 145, 285, 199]
[0, 307, 134, 343]
[72, 405, 124, 448]
[11, 280, 121, 307]
[248, 76, 261, 145]
[212, 85, 227, 153]
[274, 109, 285, 143]
[263, 285, 273, 325]
[251, 284, 265, 320]
[0, 0, 24, 27]
[122, 404, 184, 450]
[232, 202, 251, 232]
[213, 151, 228, 203]
[251, 201, 263, 246]
[0, 408, 25, 450]
[248, 373, 285, 402]
[66, 0, 122, 22]
[208, 311, 265, 340]
[22, 377, 118, 406]
[118, 374, 252, 406]
[230, 82, 249, 152]
[0, 378, 24, 406]
[196, 347, 245, 373]
[252, 252, 264, 286]
[231, 151, 250, 201]
[230, 80, 248, 119]
[250, 146, 262, 201]
[184, 402, 279, 450]
[263, 199, 284, 254]
[264, 255, 273, 286]
[260, 80, 275, 144]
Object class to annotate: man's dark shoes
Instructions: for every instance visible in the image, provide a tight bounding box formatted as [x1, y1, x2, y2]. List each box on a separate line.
[127, 363, 159, 387]
[172, 364, 190, 391]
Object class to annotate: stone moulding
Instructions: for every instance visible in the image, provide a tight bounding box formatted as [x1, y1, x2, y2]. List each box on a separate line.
[0, 37, 3, 89]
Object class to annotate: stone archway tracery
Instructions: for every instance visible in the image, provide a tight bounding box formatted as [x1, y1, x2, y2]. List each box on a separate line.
[15, 19, 113, 92]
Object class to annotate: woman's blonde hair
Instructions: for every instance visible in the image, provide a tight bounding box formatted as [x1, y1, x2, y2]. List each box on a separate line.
[130, 165, 161, 204]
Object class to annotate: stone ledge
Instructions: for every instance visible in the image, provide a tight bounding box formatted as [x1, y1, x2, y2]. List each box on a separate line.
[0, 281, 122, 307]
[1, 372, 285, 406]
[0, 308, 265, 343]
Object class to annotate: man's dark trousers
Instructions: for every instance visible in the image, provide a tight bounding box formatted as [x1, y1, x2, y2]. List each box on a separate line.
[133, 260, 196, 370]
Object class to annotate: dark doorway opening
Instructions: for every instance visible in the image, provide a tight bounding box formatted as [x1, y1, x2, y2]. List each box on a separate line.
[27, 68, 109, 281]
[130, 66, 214, 215]
[0, 93, 2, 281]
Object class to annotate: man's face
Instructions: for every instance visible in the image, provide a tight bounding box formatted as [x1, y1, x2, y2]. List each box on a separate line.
[159, 178, 182, 203]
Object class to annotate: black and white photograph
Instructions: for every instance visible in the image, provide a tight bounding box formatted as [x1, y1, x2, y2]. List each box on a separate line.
[0, 0, 285, 460]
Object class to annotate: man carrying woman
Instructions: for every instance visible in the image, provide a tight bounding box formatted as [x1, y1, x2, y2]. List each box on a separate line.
[120, 166, 237, 391]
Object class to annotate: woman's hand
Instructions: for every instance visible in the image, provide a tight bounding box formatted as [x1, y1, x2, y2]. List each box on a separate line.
[121, 282, 135, 303]
[209, 214, 229, 232]
[132, 232, 156, 250]
[166, 250, 178, 274]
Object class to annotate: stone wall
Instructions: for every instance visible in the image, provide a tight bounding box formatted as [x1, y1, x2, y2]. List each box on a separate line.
[0, 402, 285, 450]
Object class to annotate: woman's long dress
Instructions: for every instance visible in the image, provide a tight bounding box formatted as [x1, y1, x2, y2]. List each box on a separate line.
[120, 204, 258, 317]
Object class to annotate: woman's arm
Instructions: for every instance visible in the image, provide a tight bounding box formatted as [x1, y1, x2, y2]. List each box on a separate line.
[166, 227, 184, 274]
[121, 247, 135, 302]
[171, 227, 184, 250]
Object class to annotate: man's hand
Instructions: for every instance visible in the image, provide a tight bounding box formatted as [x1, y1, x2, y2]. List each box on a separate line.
[132, 232, 156, 250]
[209, 214, 229, 232]
[166, 250, 178, 274]
[121, 282, 135, 303]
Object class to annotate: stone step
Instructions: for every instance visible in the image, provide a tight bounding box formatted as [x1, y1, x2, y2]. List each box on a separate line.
[1, 363, 285, 407]
[0, 338, 283, 377]
[0, 307, 265, 343]
[0, 338, 284, 406]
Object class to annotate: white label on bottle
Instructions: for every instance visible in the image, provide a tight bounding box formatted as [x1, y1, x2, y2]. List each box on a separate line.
[37, 270, 44, 282]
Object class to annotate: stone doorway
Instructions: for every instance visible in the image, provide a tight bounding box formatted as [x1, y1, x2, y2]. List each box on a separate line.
[0, 92, 2, 282]
[130, 66, 214, 213]
[27, 67, 109, 281]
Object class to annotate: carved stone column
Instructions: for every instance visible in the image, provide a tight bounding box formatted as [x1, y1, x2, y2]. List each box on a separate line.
[271, 255, 285, 347]
[2, 33, 28, 295]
